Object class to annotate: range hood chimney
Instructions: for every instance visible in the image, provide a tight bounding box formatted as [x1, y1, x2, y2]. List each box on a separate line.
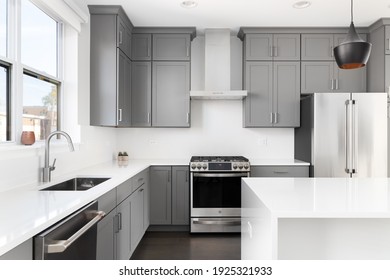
[190, 29, 247, 99]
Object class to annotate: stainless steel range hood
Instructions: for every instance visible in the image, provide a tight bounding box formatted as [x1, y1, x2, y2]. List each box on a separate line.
[190, 29, 247, 100]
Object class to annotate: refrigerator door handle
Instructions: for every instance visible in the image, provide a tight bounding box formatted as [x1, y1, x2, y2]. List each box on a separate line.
[351, 100, 357, 174]
[345, 100, 352, 174]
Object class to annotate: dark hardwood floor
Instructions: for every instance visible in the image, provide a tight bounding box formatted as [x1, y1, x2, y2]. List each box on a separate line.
[131, 232, 241, 260]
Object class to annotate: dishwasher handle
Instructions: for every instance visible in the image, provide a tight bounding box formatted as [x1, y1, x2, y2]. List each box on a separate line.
[46, 210, 105, 254]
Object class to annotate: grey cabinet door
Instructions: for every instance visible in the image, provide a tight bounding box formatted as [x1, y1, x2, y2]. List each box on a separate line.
[273, 62, 300, 127]
[153, 34, 191, 61]
[273, 34, 300, 61]
[244, 61, 273, 127]
[150, 166, 172, 225]
[116, 195, 131, 260]
[245, 34, 273, 60]
[130, 188, 144, 253]
[131, 61, 152, 126]
[152, 61, 190, 127]
[0, 239, 32, 260]
[334, 64, 366, 92]
[143, 169, 150, 231]
[131, 34, 152, 61]
[301, 61, 333, 93]
[301, 34, 334, 60]
[90, 14, 118, 126]
[117, 16, 131, 58]
[172, 166, 189, 225]
[117, 50, 131, 127]
[368, 26, 385, 92]
[96, 210, 116, 260]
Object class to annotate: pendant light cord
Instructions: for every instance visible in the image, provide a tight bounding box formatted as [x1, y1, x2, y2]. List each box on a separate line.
[351, 0, 353, 22]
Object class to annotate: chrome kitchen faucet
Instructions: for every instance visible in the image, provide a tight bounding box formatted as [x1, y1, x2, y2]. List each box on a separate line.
[42, 131, 75, 182]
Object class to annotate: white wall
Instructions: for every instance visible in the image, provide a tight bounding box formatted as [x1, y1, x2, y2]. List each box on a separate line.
[116, 35, 294, 160]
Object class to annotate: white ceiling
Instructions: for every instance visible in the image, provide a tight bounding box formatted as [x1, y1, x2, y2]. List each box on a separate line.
[81, 0, 390, 33]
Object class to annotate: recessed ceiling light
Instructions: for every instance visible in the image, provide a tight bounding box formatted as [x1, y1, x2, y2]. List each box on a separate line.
[293, 1, 311, 9]
[180, 1, 198, 9]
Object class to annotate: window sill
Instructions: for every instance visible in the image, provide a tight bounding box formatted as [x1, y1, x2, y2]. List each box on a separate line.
[0, 141, 80, 160]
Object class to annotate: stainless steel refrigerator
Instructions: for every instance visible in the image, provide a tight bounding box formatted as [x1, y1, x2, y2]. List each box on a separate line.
[295, 92, 388, 177]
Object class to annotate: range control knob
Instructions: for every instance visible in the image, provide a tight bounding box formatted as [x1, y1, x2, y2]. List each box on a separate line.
[244, 163, 249, 169]
[197, 164, 201, 170]
[233, 164, 238, 169]
[238, 163, 244, 169]
[202, 163, 207, 170]
[191, 163, 196, 170]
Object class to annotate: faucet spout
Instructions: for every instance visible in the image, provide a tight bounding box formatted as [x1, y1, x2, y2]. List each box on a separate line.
[42, 131, 75, 182]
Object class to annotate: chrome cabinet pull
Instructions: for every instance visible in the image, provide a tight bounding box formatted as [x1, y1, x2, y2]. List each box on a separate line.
[387, 38, 390, 51]
[331, 79, 334, 90]
[119, 31, 123, 45]
[46, 210, 105, 254]
[335, 79, 339, 90]
[270, 113, 274, 124]
[274, 112, 278, 124]
[274, 46, 278, 57]
[330, 46, 334, 57]
[118, 109, 122, 122]
[147, 112, 151, 124]
[186, 112, 190, 124]
[186, 45, 190, 57]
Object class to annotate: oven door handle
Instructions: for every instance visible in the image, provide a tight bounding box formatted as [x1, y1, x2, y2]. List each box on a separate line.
[193, 218, 241, 226]
[192, 173, 248, 178]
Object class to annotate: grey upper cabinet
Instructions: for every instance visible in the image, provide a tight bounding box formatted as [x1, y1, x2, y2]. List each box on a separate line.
[131, 34, 152, 61]
[89, 6, 133, 127]
[117, 17, 131, 58]
[301, 61, 366, 93]
[301, 33, 368, 61]
[245, 34, 300, 61]
[172, 166, 189, 225]
[150, 166, 172, 225]
[152, 61, 190, 127]
[153, 34, 191, 61]
[244, 61, 300, 127]
[131, 61, 152, 126]
[301, 34, 335, 60]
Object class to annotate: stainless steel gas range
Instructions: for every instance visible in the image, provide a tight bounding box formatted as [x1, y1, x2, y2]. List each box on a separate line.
[189, 156, 250, 233]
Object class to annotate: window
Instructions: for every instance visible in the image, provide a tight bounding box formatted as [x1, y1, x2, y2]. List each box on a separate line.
[0, 0, 63, 143]
[0, 63, 10, 141]
[0, 0, 6, 57]
[23, 73, 59, 140]
[21, 0, 58, 77]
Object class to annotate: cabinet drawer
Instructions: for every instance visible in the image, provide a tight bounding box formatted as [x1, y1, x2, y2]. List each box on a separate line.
[97, 188, 117, 214]
[116, 178, 133, 204]
[132, 168, 149, 192]
[250, 166, 309, 177]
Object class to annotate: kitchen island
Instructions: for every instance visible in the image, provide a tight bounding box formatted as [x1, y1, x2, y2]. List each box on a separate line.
[241, 177, 390, 260]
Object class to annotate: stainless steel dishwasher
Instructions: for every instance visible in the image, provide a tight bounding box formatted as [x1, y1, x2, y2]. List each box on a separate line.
[34, 201, 105, 260]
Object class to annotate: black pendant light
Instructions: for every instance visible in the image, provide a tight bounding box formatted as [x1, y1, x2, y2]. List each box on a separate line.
[333, 0, 372, 69]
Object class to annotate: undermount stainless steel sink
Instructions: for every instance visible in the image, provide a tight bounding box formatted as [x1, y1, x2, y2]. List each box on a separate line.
[40, 177, 110, 191]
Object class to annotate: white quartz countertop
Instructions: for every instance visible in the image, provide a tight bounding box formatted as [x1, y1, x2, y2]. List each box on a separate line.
[0, 158, 309, 256]
[0, 159, 190, 256]
[242, 177, 390, 218]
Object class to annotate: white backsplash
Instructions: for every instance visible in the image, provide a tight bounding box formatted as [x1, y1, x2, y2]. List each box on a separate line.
[117, 100, 294, 160]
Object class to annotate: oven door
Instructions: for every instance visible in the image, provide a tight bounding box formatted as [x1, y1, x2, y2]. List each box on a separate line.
[191, 172, 248, 217]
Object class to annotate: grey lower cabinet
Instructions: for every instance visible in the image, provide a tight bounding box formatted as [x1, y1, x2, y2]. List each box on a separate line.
[0, 239, 32, 260]
[96, 168, 149, 260]
[250, 165, 309, 177]
[152, 62, 190, 127]
[244, 61, 300, 127]
[131, 61, 152, 126]
[301, 61, 366, 93]
[89, 6, 133, 127]
[150, 166, 189, 226]
[245, 33, 300, 61]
